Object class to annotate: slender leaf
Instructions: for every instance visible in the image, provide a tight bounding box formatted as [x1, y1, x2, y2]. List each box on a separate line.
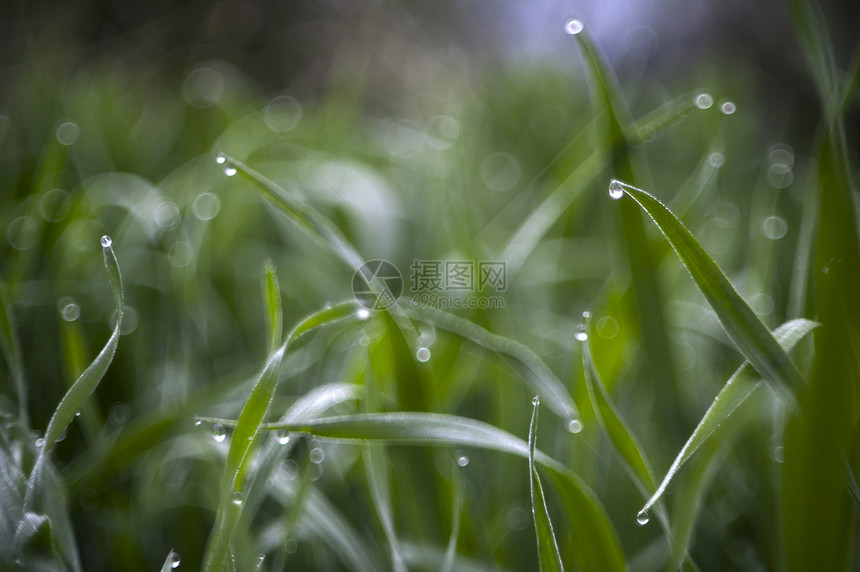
[363, 447, 407, 572]
[263, 262, 283, 352]
[160, 549, 179, 571]
[0, 283, 27, 425]
[407, 305, 579, 422]
[640, 318, 817, 516]
[202, 300, 362, 571]
[609, 179, 805, 398]
[528, 398, 564, 572]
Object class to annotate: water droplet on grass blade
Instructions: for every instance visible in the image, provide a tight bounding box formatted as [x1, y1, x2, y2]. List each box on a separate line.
[574, 324, 588, 341]
[416, 347, 431, 362]
[720, 100, 737, 115]
[694, 92, 713, 109]
[532, 395, 540, 406]
[35, 438, 45, 448]
[457, 454, 470, 467]
[231, 491, 244, 506]
[566, 419, 583, 433]
[224, 166, 237, 177]
[772, 445, 784, 463]
[637, 510, 650, 525]
[708, 152, 725, 168]
[356, 308, 370, 320]
[101, 235, 112, 248]
[169, 552, 181, 568]
[310, 447, 325, 464]
[608, 180, 624, 200]
[215, 153, 226, 164]
[193, 417, 203, 427]
[60, 299, 80, 322]
[277, 429, 291, 445]
[212, 423, 226, 443]
[564, 18, 584, 35]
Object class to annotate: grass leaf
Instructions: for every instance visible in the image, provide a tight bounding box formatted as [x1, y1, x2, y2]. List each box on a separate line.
[263, 262, 283, 353]
[640, 318, 817, 516]
[202, 300, 362, 571]
[528, 398, 564, 572]
[609, 179, 806, 399]
[0, 283, 27, 425]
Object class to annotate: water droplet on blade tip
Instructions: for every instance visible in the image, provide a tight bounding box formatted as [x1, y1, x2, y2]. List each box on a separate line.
[215, 153, 226, 164]
[416, 347, 431, 362]
[212, 423, 226, 443]
[532, 396, 540, 406]
[608, 180, 624, 200]
[564, 18, 584, 35]
[100, 235, 112, 248]
[574, 324, 588, 341]
[224, 166, 237, 177]
[637, 510, 650, 525]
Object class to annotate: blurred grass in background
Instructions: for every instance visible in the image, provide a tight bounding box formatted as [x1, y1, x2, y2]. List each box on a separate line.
[1, 0, 858, 570]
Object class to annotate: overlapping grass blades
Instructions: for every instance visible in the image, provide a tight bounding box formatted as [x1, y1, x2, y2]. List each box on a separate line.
[202, 298, 362, 571]
[608, 179, 805, 398]
[639, 319, 817, 517]
[528, 398, 564, 572]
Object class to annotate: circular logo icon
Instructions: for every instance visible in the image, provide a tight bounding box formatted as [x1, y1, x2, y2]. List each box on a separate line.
[352, 259, 403, 310]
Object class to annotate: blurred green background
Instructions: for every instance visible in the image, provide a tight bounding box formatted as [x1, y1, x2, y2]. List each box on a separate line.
[1, 0, 858, 570]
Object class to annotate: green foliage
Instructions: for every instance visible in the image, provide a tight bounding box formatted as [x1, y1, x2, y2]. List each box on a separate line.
[1, 1, 858, 570]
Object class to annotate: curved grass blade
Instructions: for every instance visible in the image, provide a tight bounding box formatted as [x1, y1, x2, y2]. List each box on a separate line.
[202, 300, 362, 572]
[582, 336, 655, 496]
[43, 236, 124, 453]
[0, 283, 27, 426]
[609, 179, 805, 399]
[529, 398, 564, 572]
[218, 153, 365, 273]
[406, 305, 579, 423]
[263, 262, 283, 353]
[639, 318, 817, 517]
[160, 549, 179, 571]
[258, 411, 627, 571]
[440, 466, 464, 572]
[363, 447, 407, 572]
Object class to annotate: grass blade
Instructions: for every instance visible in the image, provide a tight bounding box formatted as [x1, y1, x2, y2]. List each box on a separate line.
[263, 262, 283, 352]
[407, 305, 579, 423]
[363, 446, 407, 572]
[609, 179, 805, 399]
[0, 283, 27, 426]
[259, 410, 627, 570]
[218, 153, 365, 273]
[202, 300, 362, 571]
[160, 549, 179, 571]
[42, 236, 124, 453]
[639, 318, 817, 517]
[528, 398, 564, 572]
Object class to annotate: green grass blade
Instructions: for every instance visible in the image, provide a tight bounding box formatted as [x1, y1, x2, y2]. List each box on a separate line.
[202, 300, 361, 571]
[263, 262, 283, 353]
[160, 549, 179, 571]
[42, 236, 123, 453]
[440, 467, 464, 572]
[362, 447, 407, 572]
[262, 410, 627, 570]
[407, 305, 579, 423]
[529, 398, 564, 572]
[218, 153, 365, 272]
[582, 336, 656, 495]
[0, 282, 27, 426]
[609, 179, 806, 399]
[639, 318, 817, 517]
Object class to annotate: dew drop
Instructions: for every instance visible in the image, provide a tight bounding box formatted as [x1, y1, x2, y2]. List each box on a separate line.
[532, 395, 540, 406]
[694, 92, 713, 110]
[566, 419, 583, 434]
[100, 235, 112, 248]
[416, 347, 431, 362]
[231, 491, 244, 506]
[193, 417, 203, 427]
[309, 447, 326, 464]
[708, 152, 726, 168]
[720, 100, 737, 115]
[169, 552, 181, 568]
[35, 438, 45, 448]
[215, 153, 227, 164]
[212, 423, 226, 443]
[60, 300, 80, 322]
[564, 18, 584, 35]
[224, 166, 237, 177]
[636, 510, 650, 525]
[277, 429, 291, 445]
[457, 454, 470, 467]
[574, 324, 588, 341]
[356, 308, 370, 320]
[771, 445, 784, 463]
[608, 179, 624, 200]
[582, 310, 591, 319]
